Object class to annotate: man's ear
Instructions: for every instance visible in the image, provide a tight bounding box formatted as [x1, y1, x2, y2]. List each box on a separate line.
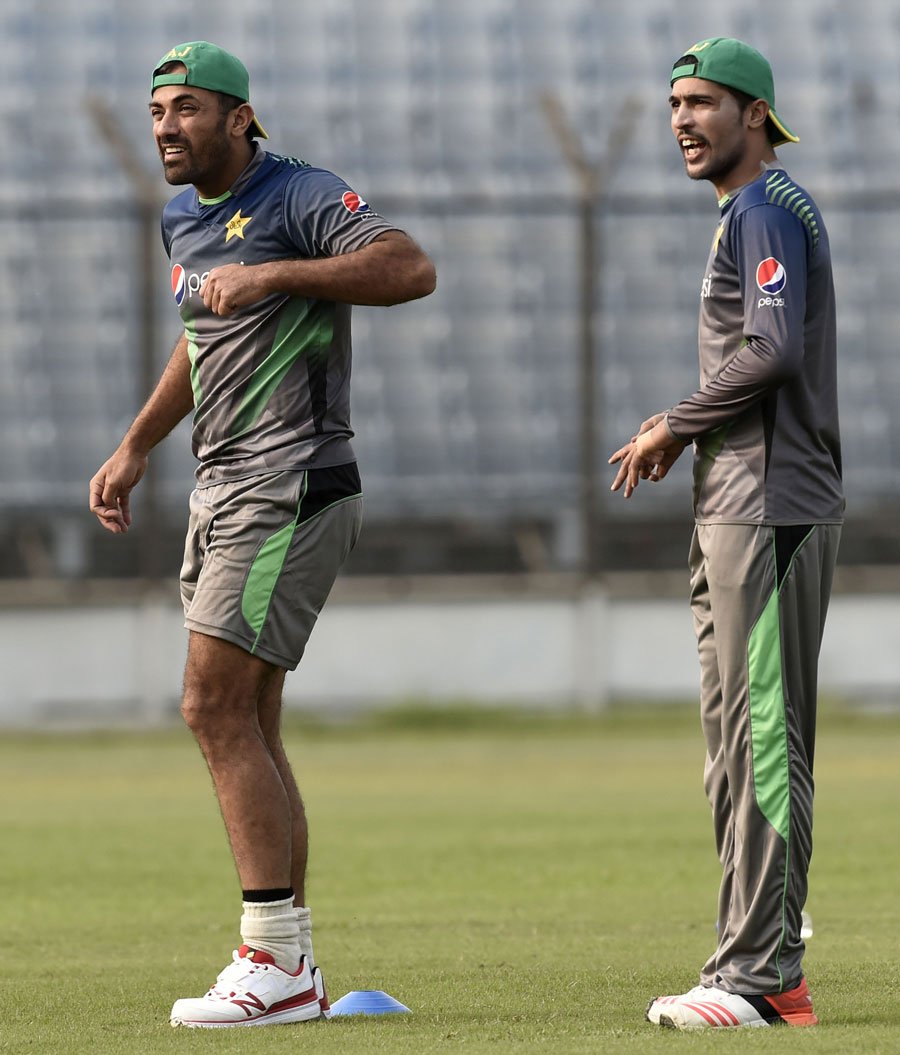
[746, 98, 770, 131]
[230, 103, 255, 138]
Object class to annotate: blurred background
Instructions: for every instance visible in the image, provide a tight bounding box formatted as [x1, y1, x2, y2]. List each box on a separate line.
[0, 0, 898, 722]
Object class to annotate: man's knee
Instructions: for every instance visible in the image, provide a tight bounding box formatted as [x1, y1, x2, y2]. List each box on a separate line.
[181, 690, 225, 737]
[181, 633, 275, 741]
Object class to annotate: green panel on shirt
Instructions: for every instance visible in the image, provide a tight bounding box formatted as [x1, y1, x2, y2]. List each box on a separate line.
[231, 299, 335, 439]
[183, 310, 202, 406]
[692, 422, 730, 509]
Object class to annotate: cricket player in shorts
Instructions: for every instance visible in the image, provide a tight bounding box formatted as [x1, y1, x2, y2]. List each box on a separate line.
[609, 38, 842, 1029]
[89, 41, 435, 1028]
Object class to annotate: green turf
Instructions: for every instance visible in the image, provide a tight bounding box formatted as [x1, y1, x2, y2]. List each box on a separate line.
[1, 705, 898, 1054]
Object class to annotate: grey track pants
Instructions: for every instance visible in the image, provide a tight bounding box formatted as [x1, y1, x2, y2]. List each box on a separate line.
[689, 522, 841, 995]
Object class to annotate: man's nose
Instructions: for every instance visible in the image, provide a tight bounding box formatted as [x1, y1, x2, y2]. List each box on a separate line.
[156, 111, 180, 138]
[672, 105, 692, 131]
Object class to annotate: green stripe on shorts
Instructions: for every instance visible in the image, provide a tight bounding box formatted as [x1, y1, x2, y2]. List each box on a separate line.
[241, 474, 308, 650]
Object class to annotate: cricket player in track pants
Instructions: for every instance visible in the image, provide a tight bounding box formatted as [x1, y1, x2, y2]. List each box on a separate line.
[610, 37, 842, 1029]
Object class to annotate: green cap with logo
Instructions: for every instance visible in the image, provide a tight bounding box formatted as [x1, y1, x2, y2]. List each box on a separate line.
[671, 37, 797, 147]
[151, 41, 268, 139]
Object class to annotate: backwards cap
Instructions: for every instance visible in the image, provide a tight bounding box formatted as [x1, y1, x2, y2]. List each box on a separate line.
[671, 37, 797, 147]
[151, 41, 268, 139]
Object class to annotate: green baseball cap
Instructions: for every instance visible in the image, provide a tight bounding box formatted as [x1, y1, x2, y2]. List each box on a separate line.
[671, 37, 797, 147]
[151, 41, 268, 139]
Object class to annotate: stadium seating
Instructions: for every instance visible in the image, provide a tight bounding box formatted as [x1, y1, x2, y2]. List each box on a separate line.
[0, 0, 897, 574]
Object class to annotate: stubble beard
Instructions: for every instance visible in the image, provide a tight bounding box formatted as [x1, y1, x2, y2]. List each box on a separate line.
[684, 137, 747, 187]
[161, 118, 234, 187]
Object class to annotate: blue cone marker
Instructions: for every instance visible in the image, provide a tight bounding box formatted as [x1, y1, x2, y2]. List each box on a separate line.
[329, 990, 411, 1016]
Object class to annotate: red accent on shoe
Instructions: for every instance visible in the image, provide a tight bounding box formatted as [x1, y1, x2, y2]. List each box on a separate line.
[763, 978, 819, 1027]
[268, 988, 321, 1014]
[230, 992, 267, 1018]
[237, 946, 309, 977]
[684, 1001, 741, 1027]
[682, 1002, 722, 1027]
[316, 969, 331, 1013]
[237, 945, 277, 966]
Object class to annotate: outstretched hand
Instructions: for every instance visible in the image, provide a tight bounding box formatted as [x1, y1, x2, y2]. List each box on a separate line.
[89, 448, 148, 533]
[609, 414, 686, 499]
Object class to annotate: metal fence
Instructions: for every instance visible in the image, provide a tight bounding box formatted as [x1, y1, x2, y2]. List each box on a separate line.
[0, 186, 898, 579]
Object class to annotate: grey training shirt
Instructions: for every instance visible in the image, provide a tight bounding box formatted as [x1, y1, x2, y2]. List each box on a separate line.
[667, 165, 844, 525]
[162, 148, 400, 485]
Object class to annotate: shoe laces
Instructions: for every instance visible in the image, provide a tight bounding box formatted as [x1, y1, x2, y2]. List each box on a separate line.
[207, 950, 270, 998]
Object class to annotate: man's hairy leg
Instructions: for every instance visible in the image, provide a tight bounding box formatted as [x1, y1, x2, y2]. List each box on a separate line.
[257, 670, 309, 906]
[181, 631, 291, 889]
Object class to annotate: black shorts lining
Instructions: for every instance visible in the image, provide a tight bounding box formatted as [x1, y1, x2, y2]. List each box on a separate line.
[298, 462, 361, 526]
[774, 524, 815, 588]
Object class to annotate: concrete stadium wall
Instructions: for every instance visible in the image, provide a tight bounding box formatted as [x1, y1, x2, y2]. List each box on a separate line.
[0, 575, 897, 726]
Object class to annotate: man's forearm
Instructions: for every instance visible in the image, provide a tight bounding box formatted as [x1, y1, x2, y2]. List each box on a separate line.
[256, 231, 436, 306]
[121, 334, 195, 454]
[667, 331, 802, 441]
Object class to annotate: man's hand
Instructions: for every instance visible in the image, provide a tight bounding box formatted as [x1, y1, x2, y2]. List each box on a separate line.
[203, 234, 436, 313]
[609, 413, 686, 499]
[202, 263, 272, 317]
[89, 447, 149, 534]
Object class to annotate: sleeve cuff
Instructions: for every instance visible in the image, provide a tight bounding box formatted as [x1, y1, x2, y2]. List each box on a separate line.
[664, 413, 688, 443]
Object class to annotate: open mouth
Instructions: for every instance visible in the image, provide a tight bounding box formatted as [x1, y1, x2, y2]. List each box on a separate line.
[679, 136, 708, 162]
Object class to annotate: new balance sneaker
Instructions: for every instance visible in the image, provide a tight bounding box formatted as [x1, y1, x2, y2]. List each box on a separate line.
[170, 946, 323, 1028]
[312, 964, 331, 1018]
[646, 977, 818, 1029]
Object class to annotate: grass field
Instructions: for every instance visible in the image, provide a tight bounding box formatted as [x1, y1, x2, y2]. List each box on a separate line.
[1, 705, 898, 1054]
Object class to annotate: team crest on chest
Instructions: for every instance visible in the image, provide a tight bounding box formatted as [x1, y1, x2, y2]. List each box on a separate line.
[225, 209, 253, 243]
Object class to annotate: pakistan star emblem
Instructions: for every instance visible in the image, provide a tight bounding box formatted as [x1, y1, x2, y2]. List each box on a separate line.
[225, 209, 253, 242]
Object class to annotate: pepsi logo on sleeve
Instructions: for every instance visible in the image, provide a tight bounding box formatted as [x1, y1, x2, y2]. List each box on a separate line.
[756, 257, 786, 307]
[756, 257, 786, 294]
[342, 191, 370, 215]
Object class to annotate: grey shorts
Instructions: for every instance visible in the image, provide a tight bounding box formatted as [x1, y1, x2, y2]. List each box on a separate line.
[180, 464, 363, 670]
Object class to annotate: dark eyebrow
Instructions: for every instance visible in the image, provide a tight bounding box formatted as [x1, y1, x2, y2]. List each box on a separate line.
[148, 92, 204, 110]
[669, 92, 715, 106]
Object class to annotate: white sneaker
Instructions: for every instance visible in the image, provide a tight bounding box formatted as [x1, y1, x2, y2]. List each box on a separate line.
[646, 977, 818, 1029]
[171, 945, 323, 1028]
[312, 964, 331, 1018]
[645, 984, 710, 1024]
